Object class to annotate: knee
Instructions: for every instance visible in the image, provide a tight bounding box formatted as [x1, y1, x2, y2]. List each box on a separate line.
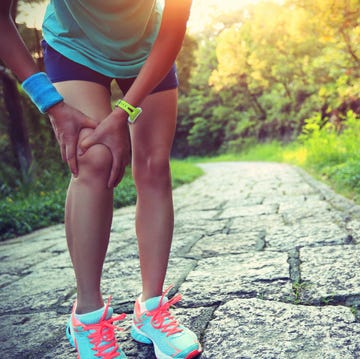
[133, 154, 171, 190]
[77, 144, 112, 183]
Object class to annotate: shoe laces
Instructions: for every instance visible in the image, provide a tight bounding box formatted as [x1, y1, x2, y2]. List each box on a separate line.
[147, 286, 183, 337]
[79, 297, 126, 359]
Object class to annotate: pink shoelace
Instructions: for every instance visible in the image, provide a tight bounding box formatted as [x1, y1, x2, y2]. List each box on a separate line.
[78, 297, 126, 359]
[146, 286, 184, 337]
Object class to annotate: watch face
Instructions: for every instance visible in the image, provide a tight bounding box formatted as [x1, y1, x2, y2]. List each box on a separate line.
[128, 107, 142, 123]
[115, 99, 142, 124]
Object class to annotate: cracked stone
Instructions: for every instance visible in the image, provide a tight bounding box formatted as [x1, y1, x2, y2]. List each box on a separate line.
[0, 262, 75, 313]
[202, 298, 360, 359]
[299, 246, 360, 304]
[189, 232, 265, 257]
[0, 311, 69, 358]
[220, 204, 279, 219]
[102, 257, 197, 305]
[179, 252, 293, 305]
[265, 222, 349, 251]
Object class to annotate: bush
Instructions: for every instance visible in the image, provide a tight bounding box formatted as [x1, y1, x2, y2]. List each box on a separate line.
[0, 187, 66, 240]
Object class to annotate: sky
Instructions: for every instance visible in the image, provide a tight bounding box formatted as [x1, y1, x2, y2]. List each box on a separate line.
[17, 0, 260, 33]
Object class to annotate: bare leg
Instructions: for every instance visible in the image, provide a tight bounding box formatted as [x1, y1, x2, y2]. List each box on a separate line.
[130, 89, 178, 300]
[51, 81, 113, 314]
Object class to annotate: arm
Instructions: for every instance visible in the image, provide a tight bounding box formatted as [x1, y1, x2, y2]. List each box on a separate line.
[0, 0, 39, 80]
[0, 0, 96, 176]
[122, 0, 192, 107]
[80, 0, 192, 187]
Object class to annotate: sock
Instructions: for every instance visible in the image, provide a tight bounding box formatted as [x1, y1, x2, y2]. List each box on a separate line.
[75, 305, 108, 325]
[138, 294, 168, 312]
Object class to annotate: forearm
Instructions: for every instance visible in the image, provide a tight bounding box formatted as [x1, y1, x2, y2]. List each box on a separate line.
[123, 34, 184, 107]
[122, 0, 192, 107]
[0, 5, 39, 81]
[0, 1, 64, 114]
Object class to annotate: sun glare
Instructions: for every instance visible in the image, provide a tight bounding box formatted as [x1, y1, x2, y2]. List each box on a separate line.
[17, 0, 282, 35]
[188, 0, 263, 33]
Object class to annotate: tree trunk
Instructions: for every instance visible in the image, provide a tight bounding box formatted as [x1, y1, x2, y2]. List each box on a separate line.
[1, 68, 33, 184]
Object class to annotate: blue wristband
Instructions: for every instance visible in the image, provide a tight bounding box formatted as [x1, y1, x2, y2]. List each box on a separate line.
[21, 72, 64, 113]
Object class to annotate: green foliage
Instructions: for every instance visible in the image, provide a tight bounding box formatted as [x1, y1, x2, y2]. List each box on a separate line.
[299, 111, 360, 198]
[176, 34, 198, 95]
[0, 171, 69, 240]
[174, 0, 360, 156]
[299, 111, 360, 168]
[227, 111, 360, 204]
[113, 170, 137, 209]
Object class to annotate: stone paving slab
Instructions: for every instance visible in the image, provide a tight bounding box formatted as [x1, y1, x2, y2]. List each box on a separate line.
[202, 298, 360, 359]
[1, 162, 360, 358]
[265, 221, 349, 251]
[189, 231, 266, 257]
[300, 245, 360, 304]
[179, 252, 294, 305]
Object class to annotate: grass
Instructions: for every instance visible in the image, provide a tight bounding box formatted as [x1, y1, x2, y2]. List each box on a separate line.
[185, 141, 285, 164]
[0, 159, 204, 241]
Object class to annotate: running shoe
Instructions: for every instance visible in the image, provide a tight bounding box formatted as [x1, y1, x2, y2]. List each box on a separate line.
[131, 287, 202, 359]
[66, 297, 127, 359]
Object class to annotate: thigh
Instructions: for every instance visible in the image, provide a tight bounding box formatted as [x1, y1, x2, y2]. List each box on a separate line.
[54, 81, 113, 124]
[129, 89, 178, 160]
[54, 81, 113, 145]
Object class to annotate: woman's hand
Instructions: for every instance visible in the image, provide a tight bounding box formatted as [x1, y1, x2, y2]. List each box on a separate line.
[79, 108, 131, 188]
[47, 101, 97, 176]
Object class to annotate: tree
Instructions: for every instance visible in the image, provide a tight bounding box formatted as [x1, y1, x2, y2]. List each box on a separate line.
[1, 0, 48, 187]
[1, 0, 32, 185]
[1, 66, 33, 184]
[206, 0, 360, 148]
[176, 33, 198, 95]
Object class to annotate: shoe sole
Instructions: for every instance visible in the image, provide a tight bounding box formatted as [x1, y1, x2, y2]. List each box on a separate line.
[66, 321, 76, 348]
[131, 325, 202, 359]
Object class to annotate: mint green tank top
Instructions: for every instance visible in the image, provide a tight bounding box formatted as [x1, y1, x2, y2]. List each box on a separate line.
[42, 0, 162, 78]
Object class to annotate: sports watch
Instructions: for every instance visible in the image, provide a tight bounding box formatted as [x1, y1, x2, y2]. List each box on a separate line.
[115, 99, 142, 124]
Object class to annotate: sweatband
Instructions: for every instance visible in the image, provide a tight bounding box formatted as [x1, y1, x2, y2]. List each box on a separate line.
[21, 72, 64, 113]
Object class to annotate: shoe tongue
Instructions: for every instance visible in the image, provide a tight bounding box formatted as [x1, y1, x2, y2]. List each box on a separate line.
[76, 305, 113, 325]
[145, 296, 169, 311]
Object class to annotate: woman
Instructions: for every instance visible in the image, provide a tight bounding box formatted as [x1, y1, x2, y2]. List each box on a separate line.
[0, 1, 202, 358]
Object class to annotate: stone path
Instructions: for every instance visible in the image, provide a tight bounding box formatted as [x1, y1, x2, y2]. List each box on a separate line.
[1, 162, 360, 359]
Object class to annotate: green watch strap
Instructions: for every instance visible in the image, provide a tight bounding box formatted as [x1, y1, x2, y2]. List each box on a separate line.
[115, 99, 142, 123]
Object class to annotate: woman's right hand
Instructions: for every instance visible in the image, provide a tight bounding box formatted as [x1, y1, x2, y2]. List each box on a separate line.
[47, 101, 97, 176]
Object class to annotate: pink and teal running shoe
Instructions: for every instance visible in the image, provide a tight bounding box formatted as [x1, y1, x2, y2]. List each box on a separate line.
[131, 287, 202, 359]
[66, 297, 127, 359]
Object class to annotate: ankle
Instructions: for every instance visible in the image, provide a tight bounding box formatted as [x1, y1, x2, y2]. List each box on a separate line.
[141, 283, 164, 301]
[141, 291, 162, 302]
[75, 295, 104, 315]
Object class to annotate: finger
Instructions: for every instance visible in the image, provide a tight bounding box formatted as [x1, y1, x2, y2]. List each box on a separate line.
[78, 133, 97, 156]
[66, 142, 78, 176]
[81, 117, 98, 129]
[108, 158, 123, 189]
[113, 151, 130, 186]
[60, 144, 67, 163]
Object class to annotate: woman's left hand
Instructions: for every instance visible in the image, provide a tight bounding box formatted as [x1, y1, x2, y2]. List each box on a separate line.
[79, 108, 131, 188]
